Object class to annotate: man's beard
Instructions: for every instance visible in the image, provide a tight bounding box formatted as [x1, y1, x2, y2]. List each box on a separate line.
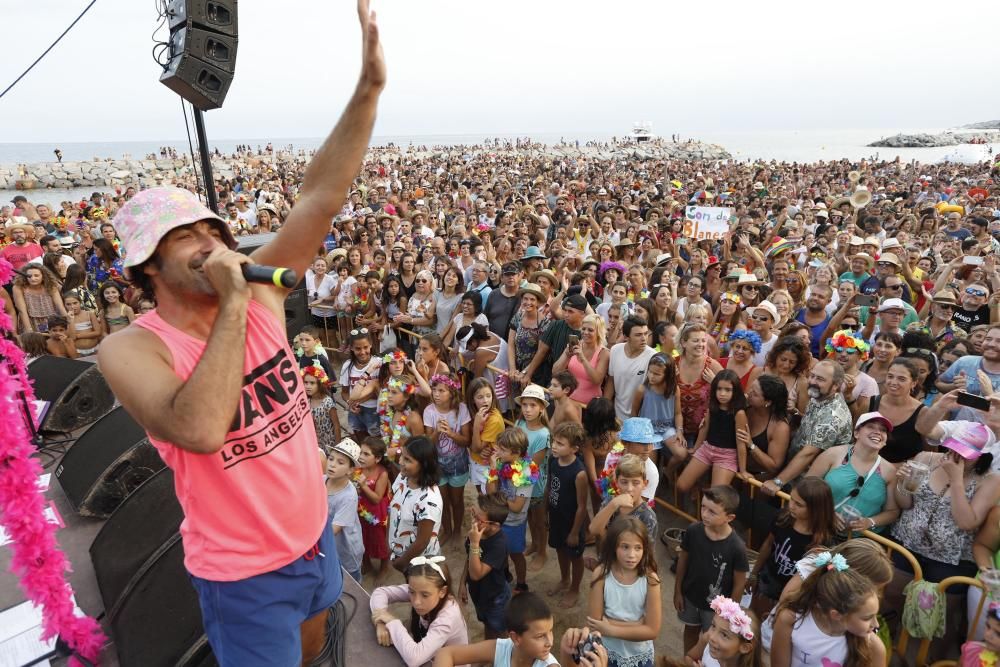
[807, 385, 822, 399]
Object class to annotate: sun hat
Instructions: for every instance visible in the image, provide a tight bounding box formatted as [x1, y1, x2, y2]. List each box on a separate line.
[877, 252, 901, 267]
[615, 238, 635, 248]
[531, 268, 559, 288]
[327, 248, 348, 264]
[932, 290, 959, 306]
[852, 252, 876, 268]
[517, 282, 546, 301]
[877, 298, 907, 313]
[882, 238, 902, 251]
[515, 383, 549, 408]
[855, 411, 894, 433]
[619, 417, 661, 444]
[330, 437, 360, 465]
[520, 245, 547, 261]
[111, 187, 233, 269]
[848, 236, 866, 246]
[749, 300, 779, 322]
[938, 421, 996, 460]
[736, 273, 763, 287]
[655, 253, 673, 266]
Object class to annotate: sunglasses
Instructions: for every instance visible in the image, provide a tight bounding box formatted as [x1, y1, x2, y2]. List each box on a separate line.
[742, 285, 759, 292]
[966, 288, 988, 297]
[832, 346, 860, 354]
[848, 475, 866, 499]
[751, 314, 772, 322]
[842, 322, 860, 330]
[885, 284, 903, 290]
[349, 328, 369, 336]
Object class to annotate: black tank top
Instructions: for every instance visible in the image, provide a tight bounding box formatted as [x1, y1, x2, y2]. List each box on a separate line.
[751, 414, 772, 453]
[867, 395, 925, 464]
[706, 409, 738, 449]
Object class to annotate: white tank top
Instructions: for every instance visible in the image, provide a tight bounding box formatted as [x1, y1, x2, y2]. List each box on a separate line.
[789, 611, 848, 667]
[699, 645, 721, 667]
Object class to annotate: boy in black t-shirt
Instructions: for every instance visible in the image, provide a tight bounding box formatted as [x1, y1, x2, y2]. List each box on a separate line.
[674, 485, 749, 652]
[463, 493, 511, 639]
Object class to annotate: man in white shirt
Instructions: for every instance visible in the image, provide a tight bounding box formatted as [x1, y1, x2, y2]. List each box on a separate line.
[605, 315, 655, 423]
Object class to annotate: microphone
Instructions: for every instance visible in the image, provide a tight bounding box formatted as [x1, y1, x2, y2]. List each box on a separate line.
[242, 264, 298, 288]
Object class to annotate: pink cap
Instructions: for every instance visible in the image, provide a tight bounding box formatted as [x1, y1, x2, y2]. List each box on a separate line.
[112, 187, 234, 269]
[941, 422, 993, 460]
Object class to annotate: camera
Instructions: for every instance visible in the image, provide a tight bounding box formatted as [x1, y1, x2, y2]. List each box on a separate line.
[572, 633, 603, 664]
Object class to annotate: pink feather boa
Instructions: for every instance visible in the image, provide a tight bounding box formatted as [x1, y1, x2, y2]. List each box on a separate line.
[0, 257, 105, 665]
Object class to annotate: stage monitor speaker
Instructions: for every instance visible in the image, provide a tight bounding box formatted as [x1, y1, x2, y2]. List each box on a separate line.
[55, 407, 166, 518]
[26, 357, 116, 433]
[167, 0, 238, 37]
[159, 54, 234, 112]
[167, 25, 237, 73]
[108, 534, 213, 667]
[91, 468, 183, 618]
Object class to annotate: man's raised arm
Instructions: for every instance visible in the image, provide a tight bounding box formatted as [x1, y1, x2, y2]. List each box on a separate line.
[252, 0, 386, 279]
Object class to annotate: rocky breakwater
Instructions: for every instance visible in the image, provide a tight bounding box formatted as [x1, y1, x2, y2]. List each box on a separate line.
[0, 155, 262, 191]
[868, 133, 961, 148]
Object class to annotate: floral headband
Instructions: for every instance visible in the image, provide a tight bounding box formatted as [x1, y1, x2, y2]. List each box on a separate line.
[812, 551, 849, 572]
[382, 349, 407, 364]
[301, 365, 330, 385]
[388, 376, 416, 395]
[721, 291, 741, 304]
[430, 374, 461, 391]
[709, 596, 755, 641]
[825, 330, 870, 360]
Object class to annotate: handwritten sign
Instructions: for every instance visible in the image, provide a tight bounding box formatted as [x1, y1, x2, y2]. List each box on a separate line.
[683, 206, 734, 241]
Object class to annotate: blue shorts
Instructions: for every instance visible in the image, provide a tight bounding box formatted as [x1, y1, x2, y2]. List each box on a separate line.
[189, 518, 343, 667]
[348, 405, 380, 436]
[502, 522, 527, 554]
[475, 585, 511, 634]
[439, 470, 470, 488]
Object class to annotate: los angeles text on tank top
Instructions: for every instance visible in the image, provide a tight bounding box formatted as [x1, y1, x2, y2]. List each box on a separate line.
[133, 299, 326, 581]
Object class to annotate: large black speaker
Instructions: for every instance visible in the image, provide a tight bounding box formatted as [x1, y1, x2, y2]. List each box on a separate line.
[160, 0, 238, 111]
[235, 233, 310, 340]
[91, 468, 183, 617]
[55, 407, 166, 517]
[26, 357, 116, 433]
[108, 534, 213, 667]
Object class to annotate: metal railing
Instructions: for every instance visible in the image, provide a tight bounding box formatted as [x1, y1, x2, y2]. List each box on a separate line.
[916, 575, 986, 667]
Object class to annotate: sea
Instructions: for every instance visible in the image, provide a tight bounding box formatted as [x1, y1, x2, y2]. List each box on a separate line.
[2, 128, 998, 206]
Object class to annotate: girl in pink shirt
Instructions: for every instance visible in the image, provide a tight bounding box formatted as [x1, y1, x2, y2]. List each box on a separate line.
[370, 556, 469, 667]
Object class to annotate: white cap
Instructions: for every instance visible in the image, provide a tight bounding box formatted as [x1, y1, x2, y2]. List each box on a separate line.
[750, 300, 779, 322]
[877, 298, 907, 313]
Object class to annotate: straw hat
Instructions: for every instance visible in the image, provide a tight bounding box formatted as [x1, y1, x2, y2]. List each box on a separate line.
[736, 273, 763, 287]
[932, 290, 959, 307]
[515, 384, 549, 407]
[517, 282, 546, 302]
[531, 269, 559, 289]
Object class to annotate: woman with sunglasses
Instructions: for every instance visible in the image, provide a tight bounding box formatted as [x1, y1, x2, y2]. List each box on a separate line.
[806, 411, 900, 535]
[917, 289, 964, 351]
[401, 270, 437, 340]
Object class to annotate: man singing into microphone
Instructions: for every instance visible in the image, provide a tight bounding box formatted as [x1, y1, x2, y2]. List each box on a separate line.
[97, 3, 385, 664]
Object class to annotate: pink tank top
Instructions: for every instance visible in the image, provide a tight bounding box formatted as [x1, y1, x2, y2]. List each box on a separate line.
[134, 299, 326, 581]
[569, 346, 603, 405]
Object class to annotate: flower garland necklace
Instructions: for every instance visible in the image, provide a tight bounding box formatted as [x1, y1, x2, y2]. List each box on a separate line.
[378, 390, 411, 453]
[486, 457, 540, 487]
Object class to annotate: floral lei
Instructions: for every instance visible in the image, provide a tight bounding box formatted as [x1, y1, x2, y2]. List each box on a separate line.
[486, 457, 540, 487]
[595, 467, 619, 501]
[358, 504, 383, 526]
[378, 390, 411, 451]
[626, 288, 649, 304]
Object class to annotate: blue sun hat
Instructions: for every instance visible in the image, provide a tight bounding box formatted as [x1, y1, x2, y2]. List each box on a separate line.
[619, 417, 660, 444]
[519, 245, 548, 261]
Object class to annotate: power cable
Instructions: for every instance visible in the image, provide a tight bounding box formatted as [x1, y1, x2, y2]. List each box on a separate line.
[0, 0, 99, 100]
[181, 98, 205, 202]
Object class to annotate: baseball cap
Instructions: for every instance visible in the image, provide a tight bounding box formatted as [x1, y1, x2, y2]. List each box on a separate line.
[855, 411, 893, 433]
[562, 294, 588, 311]
[501, 261, 521, 275]
[877, 298, 906, 313]
[939, 421, 995, 460]
[111, 187, 233, 269]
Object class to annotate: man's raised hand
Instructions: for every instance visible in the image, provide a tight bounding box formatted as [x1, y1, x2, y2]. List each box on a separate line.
[358, 0, 386, 91]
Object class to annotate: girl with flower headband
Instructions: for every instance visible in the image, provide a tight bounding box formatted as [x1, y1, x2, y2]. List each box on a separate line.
[370, 554, 468, 665]
[378, 373, 425, 461]
[302, 365, 341, 453]
[824, 329, 878, 413]
[424, 373, 471, 545]
[377, 348, 431, 399]
[668, 596, 761, 667]
[710, 291, 746, 355]
[770, 554, 883, 667]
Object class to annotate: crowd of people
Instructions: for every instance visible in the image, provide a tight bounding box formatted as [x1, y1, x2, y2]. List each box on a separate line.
[5, 143, 1000, 667]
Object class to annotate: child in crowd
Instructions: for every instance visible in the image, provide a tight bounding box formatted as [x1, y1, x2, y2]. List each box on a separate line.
[546, 421, 589, 608]
[548, 371, 581, 429]
[488, 427, 538, 593]
[44, 316, 77, 358]
[370, 556, 468, 667]
[961, 604, 1000, 667]
[297, 325, 334, 379]
[769, 554, 884, 667]
[19, 332, 49, 363]
[380, 374, 425, 461]
[432, 592, 558, 667]
[589, 454, 658, 545]
[325, 438, 365, 583]
[378, 348, 431, 399]
[357, 436, 392, 583]
[332, 261, 357, 348]
[463, 493, 511, 639]
[677, 369, 749, 494]
[136, 297, 156, 315]
[425, 372, 471, 544]
[675, 485, 749, 652]
[582, 398, 621, 514]
[675, 596, 761, 667]
[339, 328, 382, 440]
[631, 353, 678, 471]
[302, 365, 341, 453]
[515, 384, 551, 572]
[747, 477, 836, 619]
[415, 333, 452, 389]
[468, 377, 505, 494]
[388, 436, 443, 572]
[98, 281, 134, 335]
[603, 417, 661, 505]
[63, 292, 101, 355]
[587, 517, 660, 667]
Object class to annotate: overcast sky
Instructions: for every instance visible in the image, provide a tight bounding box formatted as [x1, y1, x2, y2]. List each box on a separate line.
[2, 0, 998, 142]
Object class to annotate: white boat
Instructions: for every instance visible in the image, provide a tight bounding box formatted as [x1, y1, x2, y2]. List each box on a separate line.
[630, 122, 656, 143]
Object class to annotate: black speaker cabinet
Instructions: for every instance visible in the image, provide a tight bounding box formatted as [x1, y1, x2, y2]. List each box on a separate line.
[91, 468, 183, 619]
[55, 407, 166, 517]
[159, 54, 234, 111]
[27, 356, 116, 433]
[108, 534, 211, 667]
[167, 0, 238, 37]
